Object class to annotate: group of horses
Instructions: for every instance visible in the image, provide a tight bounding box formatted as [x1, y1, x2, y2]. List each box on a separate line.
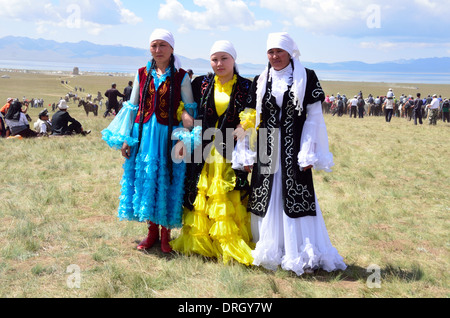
[62, 91, 104, 117]
[321, 96, 422, 119]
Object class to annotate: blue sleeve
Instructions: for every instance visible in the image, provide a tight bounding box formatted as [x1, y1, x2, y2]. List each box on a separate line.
[101, 101, 139, 150]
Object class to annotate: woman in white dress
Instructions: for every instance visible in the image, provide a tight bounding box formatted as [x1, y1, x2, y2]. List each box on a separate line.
[233, 32, 347, 276]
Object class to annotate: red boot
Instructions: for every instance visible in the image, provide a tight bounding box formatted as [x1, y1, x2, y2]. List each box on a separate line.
[137, 222, 159, 250]
[160, 226, 172, 253]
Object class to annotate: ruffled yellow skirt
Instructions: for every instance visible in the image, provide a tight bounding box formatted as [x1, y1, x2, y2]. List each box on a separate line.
[170, 146, 254, 265]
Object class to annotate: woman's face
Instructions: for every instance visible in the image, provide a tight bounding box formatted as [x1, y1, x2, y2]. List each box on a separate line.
[267, 48, 291, 71]
[210, 52, 235, 79]
[150, 40, 173, 64]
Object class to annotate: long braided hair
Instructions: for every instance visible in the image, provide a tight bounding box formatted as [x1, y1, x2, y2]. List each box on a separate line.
[167, 53, 175, 182]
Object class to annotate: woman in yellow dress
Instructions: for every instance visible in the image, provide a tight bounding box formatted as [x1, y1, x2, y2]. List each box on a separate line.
[170, 41, 254, 265]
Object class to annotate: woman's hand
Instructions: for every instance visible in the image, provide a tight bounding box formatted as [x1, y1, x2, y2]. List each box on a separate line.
[121, 142, 131, 159]
[301, 165, 313, 171]
[244, 166, 253, 173]
[232, 124, 246, 141]
[181, 110, 194, 129]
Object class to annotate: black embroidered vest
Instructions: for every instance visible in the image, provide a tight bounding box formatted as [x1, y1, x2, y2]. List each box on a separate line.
[183, 74, 253, 210]
[248, 68, 325, 219]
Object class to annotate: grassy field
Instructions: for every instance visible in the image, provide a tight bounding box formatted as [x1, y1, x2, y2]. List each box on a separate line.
[0, 70, 449, 299]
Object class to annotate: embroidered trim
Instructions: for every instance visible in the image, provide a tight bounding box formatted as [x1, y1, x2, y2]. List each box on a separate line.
[283, 91, 315, 215]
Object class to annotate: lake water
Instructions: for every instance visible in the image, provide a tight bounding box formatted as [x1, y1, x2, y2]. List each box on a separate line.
[1, 59, 449, 84]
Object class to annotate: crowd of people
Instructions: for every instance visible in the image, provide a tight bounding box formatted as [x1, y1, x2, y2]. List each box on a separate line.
[0, 97, 91, 139]
[324, 89, 449, 125]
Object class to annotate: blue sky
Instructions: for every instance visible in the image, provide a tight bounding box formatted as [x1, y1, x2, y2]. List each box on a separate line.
[0, 0, 449, 65]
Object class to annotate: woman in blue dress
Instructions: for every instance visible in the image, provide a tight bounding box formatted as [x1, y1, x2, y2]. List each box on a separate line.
[102, 29, 197, 253]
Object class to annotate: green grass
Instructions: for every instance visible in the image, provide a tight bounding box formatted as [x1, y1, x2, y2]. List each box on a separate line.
[0, 71, 449, 298]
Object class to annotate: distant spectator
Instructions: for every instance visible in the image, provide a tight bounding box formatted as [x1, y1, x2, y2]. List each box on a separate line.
[342, 94, 348, 113]
[123, 81, 133, 102]
[104, 83, 125, 117]
[384, 97, 394, 122]
[374, 96, 379, 104]
[350, 95, 358, 118]
[357, 96, 365, 118]
[387, 88, 394, 99]
[404, 96, 415, 121]
[334, 97, 344, 117]
[4, 101, 38, 138]
[427, 94, 439, 125]
[413, 93, 423, 125]
[442, 98, 449, 123]
[34, 108, 52, 136]
[52, 100, 91, 136]
[367, 94, 375, 116]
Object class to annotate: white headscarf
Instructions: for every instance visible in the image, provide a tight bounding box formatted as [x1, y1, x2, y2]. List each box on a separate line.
[149, 28, 182, 70]
[255, 32, 307, 126]
[209, 40, 239, 73]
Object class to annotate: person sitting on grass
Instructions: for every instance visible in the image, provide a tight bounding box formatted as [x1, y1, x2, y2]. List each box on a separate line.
[1, 98, 14, 116]
[0, 110, 6, 138]
[4, 100, 38, 138]
[34, 108, 53, 137]
[52, 100, 91, 136]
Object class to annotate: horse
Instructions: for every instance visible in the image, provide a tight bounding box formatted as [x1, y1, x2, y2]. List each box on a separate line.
[94, 93, 104, 104]
[78, 100, 99, 116]
[322, 101, 332, 114]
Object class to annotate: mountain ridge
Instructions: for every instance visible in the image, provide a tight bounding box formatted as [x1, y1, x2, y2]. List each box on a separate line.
[1, 36, 449, 75]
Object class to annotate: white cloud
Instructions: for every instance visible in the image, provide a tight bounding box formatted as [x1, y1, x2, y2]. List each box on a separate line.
[414, 0, 438, 10]
[114, 0, 143, 25]
[0, 0, 49, 20]
[259, 0, 450, 39]
[0, 0, 142, 34]
[158, 0, 271, 32]
[259, 0, 363, 33]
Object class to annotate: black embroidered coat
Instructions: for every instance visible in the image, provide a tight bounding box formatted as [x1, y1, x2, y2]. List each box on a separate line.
[247, 68, 325, 219]
[183, 74, 253, 210]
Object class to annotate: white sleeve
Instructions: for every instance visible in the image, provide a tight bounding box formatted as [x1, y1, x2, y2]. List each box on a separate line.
[180, 73, 197, 118]
[297, 101, 334, 172]
[180, 73, 195, 105]
[128, 72, 140, 106]
[41, 123, 47, 134]
[232, 135, 257, 171]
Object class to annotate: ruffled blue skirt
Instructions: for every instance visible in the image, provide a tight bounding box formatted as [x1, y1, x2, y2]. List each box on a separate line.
[116, 114, 186, 228]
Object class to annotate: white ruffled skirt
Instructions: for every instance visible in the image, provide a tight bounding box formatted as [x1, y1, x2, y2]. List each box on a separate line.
[251, 166, 347, 276]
